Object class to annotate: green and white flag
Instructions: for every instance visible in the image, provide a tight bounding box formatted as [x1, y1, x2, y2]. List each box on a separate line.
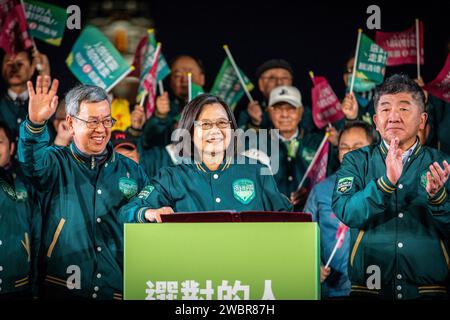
[354, 33, 387, 86]
[210, 57, 254, 110]
[23, 0, 67, 46]
[66, 25, 133, 92]
[191, 82, 204, 100]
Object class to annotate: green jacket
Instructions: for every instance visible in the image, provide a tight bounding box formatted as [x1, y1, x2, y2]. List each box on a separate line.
[120, 156, 293, 222]
[0, 165, 41, 297]
[17, 119, 149, 300]
[138, 144, 180, 179]
[332, 142, 450, 300]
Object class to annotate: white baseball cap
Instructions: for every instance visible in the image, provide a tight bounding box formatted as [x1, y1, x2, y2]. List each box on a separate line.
[268, 85, 303, 108]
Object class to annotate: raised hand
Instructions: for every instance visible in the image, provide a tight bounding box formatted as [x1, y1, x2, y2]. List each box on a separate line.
[341, 92, 358, 120]
[248, 101, 263, 126]
[131, 104, 146, 130]
[386, 137, 403, 185]
[27, 75, 59, 125]
[426, 160, 450, 198]
[155, 92, 170, 118]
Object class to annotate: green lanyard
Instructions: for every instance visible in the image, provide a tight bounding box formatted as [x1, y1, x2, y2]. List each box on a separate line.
[285, 139, 300, 159]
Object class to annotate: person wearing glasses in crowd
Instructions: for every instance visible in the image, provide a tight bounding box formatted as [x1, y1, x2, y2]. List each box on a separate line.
[304, 121, 377, 299]
[119, 93, 292, 223]
[237, 59, 316, 136]
[17, 76, 149, 300]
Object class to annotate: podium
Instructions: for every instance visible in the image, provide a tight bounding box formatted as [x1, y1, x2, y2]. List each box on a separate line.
[124, 211, 320, 300]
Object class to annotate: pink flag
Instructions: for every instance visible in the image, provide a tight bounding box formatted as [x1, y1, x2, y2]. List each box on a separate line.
[375, 21, 424, 67]
[311, 76, 344, 129]
[423, 54, 450, 103]
[306, 140, 329, 191]
[141, 44, 160, 119]
[336, 222, 349, 249]
[0, 0, 33, 55]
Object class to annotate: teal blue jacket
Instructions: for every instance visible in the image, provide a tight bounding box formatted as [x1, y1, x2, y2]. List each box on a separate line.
[17, 119, 149, 300]
[120, 156, 293, 222]
[0, 166, 41, 297]
[332, 142, 450, 299]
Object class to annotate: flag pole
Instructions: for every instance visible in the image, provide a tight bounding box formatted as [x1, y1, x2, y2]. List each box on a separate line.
[415, 19, 421, 79]
[188, 72, 192, 102]
[106, 65, 135, 92]
[349, 29, 363, 95]
[20, 0, 42, 71]
[309, 70, 315, 84]
[325, 231, 346, 269]
[158, 80, 164, 95]
[223, 44, 254, 102]
[297, 132, 330, 190]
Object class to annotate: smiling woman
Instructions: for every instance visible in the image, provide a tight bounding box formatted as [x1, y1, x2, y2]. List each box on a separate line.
[119, 93, 292, 223]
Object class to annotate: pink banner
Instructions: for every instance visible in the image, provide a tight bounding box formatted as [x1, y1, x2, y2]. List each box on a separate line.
[311, 76, 344, 129]
[307, 140, 329, 191]
[0, 0, 33, 55]
[375, 21, 424, 67]
[142, 45, 160, 119]
[423, 54, 450, 103]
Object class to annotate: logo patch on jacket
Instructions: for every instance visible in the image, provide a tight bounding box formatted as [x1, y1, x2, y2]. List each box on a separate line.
[232, 179, 256, 204]
[15, 186, 28, 202]
[119, 177, 138, 199]
[337, 177, 354, 193]
[420, 170, 428, 188]
[137, 185, 155, 200]
[302, 147, 315, 164]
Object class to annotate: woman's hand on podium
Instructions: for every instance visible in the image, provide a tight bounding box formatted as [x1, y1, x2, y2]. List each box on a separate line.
[144, 207, 174, 223]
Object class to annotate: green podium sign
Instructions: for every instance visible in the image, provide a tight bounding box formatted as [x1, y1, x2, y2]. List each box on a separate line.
[124, 222, 320, 300]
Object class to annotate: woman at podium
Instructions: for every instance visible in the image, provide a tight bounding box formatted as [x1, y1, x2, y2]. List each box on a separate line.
[119, 94, 292, 222]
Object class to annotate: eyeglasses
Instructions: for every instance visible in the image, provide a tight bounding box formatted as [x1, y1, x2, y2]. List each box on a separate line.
[260, 76, 292, 83]
[71, 115, 116, 129]
[194, 119, 231, 130]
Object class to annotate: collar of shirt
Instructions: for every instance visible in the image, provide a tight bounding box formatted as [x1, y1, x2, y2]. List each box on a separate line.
[8, 89, 29, 102]
[274, 129, 299, 143]
[383, 139, 418, 163]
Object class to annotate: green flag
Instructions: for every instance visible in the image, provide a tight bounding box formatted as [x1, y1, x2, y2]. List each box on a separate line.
[66, 25, 133, 92]
[190, 82, 204, 101]
[355, 33, 387, 85]
[210, 57, 254, 110]
[23, 0, 67, 46]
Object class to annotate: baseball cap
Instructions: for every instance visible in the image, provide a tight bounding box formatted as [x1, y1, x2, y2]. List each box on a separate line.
[111, 130, 137, 151]
[255, 59, 294, 80]
[268, 85, 303, 108]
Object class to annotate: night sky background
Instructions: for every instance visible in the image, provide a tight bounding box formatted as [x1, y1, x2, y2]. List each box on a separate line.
[9, 0, 450, 109]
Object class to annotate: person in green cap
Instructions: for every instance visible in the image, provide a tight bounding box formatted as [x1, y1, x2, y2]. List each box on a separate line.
[0, 121, 41, 300]
[332, 74, 450, 300]
[119, 94, 292, 223]
[17, 76, 149, 300]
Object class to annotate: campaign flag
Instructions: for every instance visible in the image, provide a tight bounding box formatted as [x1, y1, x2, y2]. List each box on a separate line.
[305, 140, 329, 191]
[423, 54, 450, 103]
[132, 29, 170, 82]
[0, 0, 33, 54]
[350, 32, 387, 93]
[141, 43, 161, 119]
[23, 0, 67, 46]
[375, 21, 424, 66]
[190, 82, 204, 100]
[210, 57, 254, 110]
[311, 76, 344, 129]
[335, 223, 349, 249]
[66, 25, 133, 92]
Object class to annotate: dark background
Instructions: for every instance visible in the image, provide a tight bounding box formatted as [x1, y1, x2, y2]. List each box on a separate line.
[23, 0, 450, 106]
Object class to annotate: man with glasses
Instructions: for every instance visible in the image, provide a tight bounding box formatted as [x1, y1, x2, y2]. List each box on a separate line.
[238, 59, 317, 137]
[17, 76, 149, 300]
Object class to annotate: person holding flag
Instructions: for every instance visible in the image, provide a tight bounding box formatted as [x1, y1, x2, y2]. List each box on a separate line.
[304, 121, 377, 299]
[258, 85, 336, 210]
[17, 76, 149, 300]
[136, 55, 206, 149]
[332, 74, 450, 300]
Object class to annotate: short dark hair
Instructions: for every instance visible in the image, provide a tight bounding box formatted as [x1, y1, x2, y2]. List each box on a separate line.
[373, 74, 426, 112]
[338, 120, 377, 145]
[0, 121, 15, 144]
[174, 94, 237, 158]
[169, 55, 205, 74]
